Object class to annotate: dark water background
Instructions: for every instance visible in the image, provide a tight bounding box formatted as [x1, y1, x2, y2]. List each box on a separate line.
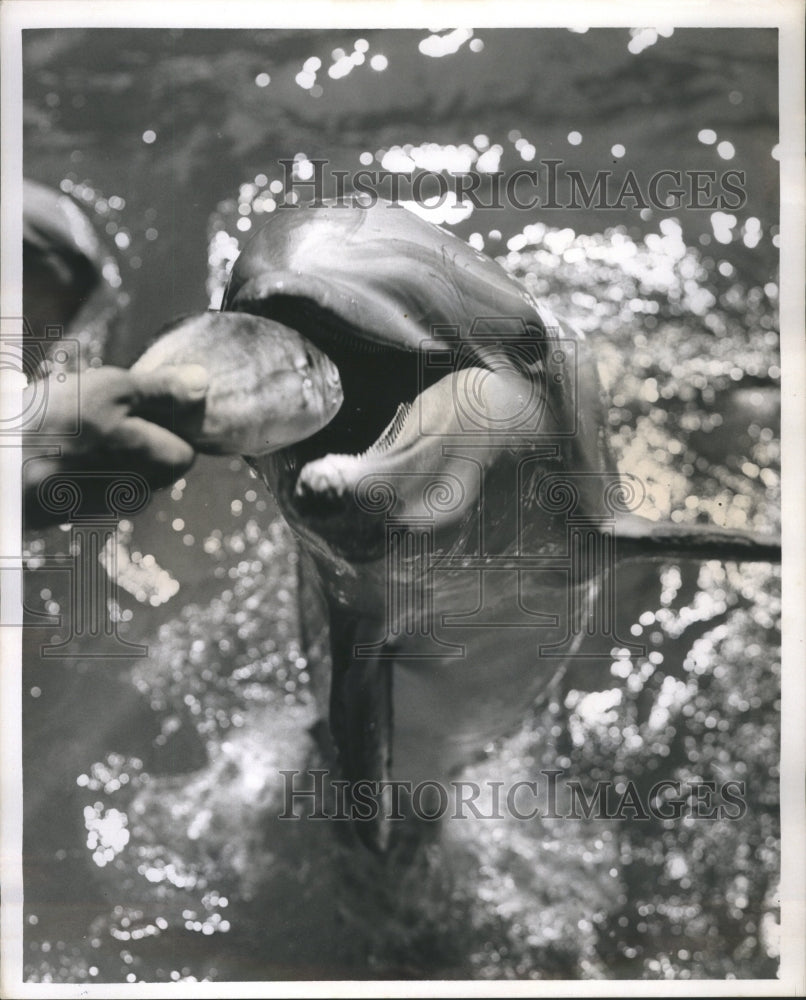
[21, 27, 780, 982]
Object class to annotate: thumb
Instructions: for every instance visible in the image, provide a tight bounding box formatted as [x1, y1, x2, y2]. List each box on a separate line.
[129, 364, 209, 413]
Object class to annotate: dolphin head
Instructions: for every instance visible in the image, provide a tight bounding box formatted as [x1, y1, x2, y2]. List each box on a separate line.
[224, 202, 602, 569]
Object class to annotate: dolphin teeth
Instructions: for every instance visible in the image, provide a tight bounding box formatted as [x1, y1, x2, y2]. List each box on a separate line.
[293, 399, 414, 505]
[360, 400, 413, 458]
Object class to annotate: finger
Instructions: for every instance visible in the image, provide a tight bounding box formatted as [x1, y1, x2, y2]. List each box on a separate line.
[80, 365, 134, 402]
[107, 416, 197, 481]
[128, 365, 209, 415]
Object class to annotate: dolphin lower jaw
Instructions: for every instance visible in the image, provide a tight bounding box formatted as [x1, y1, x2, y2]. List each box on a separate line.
[252, 370, 476, 555]
[260, 364, 558, 562]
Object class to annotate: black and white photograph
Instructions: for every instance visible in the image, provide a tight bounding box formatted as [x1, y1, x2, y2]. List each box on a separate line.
[1, 1, 804, 994]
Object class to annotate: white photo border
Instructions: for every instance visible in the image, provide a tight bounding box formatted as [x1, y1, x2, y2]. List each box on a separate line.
[1, 2, 803, 997]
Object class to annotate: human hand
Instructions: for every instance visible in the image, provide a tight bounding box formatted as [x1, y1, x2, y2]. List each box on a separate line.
[23, 364, 209, 527]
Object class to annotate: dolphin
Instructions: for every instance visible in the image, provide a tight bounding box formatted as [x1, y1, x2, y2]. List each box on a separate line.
[23, 178, 122, 369]
[217, 200, 779, 851]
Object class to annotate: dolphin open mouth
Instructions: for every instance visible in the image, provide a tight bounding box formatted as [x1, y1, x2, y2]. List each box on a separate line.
[231, 286, 556, 528]
[257, 295, 436, 467]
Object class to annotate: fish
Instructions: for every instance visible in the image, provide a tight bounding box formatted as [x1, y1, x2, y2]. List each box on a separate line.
[130, 311, 342, 456]
[219, 200, 779, 852]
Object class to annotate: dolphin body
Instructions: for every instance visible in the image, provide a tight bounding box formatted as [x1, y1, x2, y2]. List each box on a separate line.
[221, 201, 780, 851]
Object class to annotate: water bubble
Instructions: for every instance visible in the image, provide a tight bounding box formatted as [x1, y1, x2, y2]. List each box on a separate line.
[295, 70, 316, 89]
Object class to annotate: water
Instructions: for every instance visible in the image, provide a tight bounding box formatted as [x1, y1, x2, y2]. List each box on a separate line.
[21, 26, 779, 982]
